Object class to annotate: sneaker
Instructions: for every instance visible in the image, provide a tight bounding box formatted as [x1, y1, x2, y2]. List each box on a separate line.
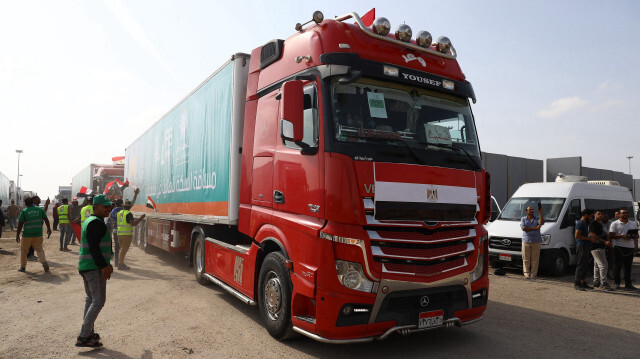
[63, 248, 71, 252]
[574, 284, 585, 291]
[613, 283, 621, 290]
[27, 255, 38, 262]
[624, 285, 638, 291]
[17, 267, 25, 272]
[43, 262, 50, 272]
[118, 264, 130, 270]
[600, 283, 613, 291]
[59, 248, 64, 251]
[593, 281, 601, 288]
[581, 282, 594, 290]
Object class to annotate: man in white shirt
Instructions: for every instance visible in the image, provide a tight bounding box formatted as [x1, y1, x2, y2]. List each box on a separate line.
[608, 209, 639, 290]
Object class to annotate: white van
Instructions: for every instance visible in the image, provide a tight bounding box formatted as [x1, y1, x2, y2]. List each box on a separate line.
[487, 180, 634, 276]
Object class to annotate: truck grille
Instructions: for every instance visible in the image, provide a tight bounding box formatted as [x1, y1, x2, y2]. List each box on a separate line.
[489, 236, 521, 251]
[368, 227, 475, 276]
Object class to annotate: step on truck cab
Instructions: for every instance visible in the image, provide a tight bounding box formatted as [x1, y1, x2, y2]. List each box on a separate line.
[125, 9, 490, 342]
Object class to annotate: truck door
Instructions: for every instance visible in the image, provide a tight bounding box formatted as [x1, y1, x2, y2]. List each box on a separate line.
[273, 84, 324, 218]
[251, 92, 279, 208]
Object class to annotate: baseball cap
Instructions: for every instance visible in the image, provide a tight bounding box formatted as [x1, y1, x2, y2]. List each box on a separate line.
[93, 194, 113, 207]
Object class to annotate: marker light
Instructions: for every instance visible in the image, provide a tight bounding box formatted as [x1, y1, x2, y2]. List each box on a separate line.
[437, 36, 452, 53]
[372, 17, 391, 36]
[443, 79, 455, 90]
[312, 11, 324, 24]
[395, 24, 412, 42]
[415, 30, 432, 48]
[383, 65, 399, 77]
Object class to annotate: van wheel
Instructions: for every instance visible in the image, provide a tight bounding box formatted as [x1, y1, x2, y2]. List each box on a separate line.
[258, 252, 295, 340]
[193, 233, 208, 284]
[549, 251, 568, 277]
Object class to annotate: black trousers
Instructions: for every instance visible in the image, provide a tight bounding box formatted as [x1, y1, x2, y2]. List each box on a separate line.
[574, 245, 592, 283]
[613, 246, 634, 286]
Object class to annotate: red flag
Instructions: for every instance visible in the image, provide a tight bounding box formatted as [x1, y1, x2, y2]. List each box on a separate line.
[146, 196, 158, 212]
[77, 186, 93, 197]
[361, 8, 375, 27]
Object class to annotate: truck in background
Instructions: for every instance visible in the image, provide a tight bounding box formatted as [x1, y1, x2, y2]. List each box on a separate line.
[0, 171, 10, 206]
[56, 186, 72, 202]
[71, 160, 124, 198]
[126, 9, 490, 342]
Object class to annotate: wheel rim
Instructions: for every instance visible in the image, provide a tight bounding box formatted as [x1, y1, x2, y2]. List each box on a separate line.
[263, 271, 282, 321]
[555, 255, 565, 271]
[195, 240, 204, 273]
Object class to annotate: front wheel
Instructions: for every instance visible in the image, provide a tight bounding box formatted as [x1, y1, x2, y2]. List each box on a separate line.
[258, 252, 295, 340]
[549, 250, 568, 277]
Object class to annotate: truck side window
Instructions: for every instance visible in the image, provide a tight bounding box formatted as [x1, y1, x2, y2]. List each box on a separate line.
[284, 85, 318, 151]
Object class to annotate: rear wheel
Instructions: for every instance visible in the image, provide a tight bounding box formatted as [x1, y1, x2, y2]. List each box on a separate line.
[193, 233, 208, 284]
[258, 252, 295, 340]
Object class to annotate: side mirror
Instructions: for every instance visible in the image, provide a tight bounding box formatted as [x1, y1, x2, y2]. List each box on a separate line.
[279, 80, 304, 142]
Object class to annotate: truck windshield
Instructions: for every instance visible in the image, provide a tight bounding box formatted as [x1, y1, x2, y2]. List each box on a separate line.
[330, 77, 480, 161]
[498, 197, 566, 222]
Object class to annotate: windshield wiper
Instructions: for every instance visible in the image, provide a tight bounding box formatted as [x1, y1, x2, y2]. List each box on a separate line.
[423, 142, 481, 170]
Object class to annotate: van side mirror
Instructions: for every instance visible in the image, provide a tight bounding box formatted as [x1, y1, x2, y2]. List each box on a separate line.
[279, 80, 304, 142]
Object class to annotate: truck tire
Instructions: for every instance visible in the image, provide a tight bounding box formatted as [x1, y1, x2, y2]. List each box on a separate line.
[193, 233, 208, 285]
[258, 252, 295, 340]
[549, 250, 568, 277]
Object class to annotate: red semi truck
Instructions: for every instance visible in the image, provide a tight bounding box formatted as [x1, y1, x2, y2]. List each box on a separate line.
[126, 10, 490, 342]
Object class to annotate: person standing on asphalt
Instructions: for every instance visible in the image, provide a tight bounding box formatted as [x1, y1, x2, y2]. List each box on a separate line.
[52, 202, 60, 231]
[0, 200, 5, 238]
[589, 210, 612, 290]
[574, 209, 595, 291]
[609, 208, 639, 290]
[58, 198, 73, 252]
[116, 190, 145, 270]
[76, 194, 114, 348]
[108, 199, 124, 266]
[520, 205, 544, 280]
[15, 197, 52, 273]
[7, 199, 20, 231]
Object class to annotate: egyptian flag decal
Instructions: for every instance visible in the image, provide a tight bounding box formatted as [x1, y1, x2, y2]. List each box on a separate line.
[146, 196, 158, 212]
[77, 186, 94, 197]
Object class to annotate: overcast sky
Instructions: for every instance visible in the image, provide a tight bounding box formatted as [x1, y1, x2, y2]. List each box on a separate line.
[1, 0, 639, 199]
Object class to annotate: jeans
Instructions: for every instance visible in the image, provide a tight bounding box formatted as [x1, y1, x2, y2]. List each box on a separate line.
[9, 216, 18, 230]
[613, 246, 635, 286]
[574, 245, 591, 283]
[59, 224, 73, 249]
[79, 269, 107, 338]
[591, 248, 608, 285]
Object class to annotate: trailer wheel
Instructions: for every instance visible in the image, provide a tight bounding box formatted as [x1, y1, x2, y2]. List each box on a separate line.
[258, 252, 295, 340]
[193, 233, 208, 284]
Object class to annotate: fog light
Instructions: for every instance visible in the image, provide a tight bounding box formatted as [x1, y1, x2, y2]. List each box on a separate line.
[342, 305, 353, 315]
[372, 17, 391, 36]
[395, 24, 412, 42]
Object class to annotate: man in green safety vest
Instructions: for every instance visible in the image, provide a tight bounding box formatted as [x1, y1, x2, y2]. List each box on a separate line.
[115, 198, 145, 270]
[58, 198, 72, 251]
[15, 196, 52, 273]
[75, 194, 113, 348]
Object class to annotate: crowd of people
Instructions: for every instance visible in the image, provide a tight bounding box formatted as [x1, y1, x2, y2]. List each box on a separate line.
[3, 189, 145, 348]
[520, 206, 639, 291]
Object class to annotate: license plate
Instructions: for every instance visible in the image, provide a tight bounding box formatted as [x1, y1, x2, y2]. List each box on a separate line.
[499, 253, 512, 262]
[418, 310, 444, 329]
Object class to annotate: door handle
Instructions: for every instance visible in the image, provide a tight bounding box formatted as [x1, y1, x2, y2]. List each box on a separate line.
[273, 190, 285, 204]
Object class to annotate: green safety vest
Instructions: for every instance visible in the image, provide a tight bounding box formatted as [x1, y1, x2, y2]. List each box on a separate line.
[78, 216, 113, 271]
[80, 205, 94, 225]
[117, 210, 133, 236]
[19, 206, 46, 237]
[58, 204, 70, 224]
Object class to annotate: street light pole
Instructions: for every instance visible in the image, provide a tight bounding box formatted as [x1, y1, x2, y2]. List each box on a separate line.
[16, 149, 23, 203]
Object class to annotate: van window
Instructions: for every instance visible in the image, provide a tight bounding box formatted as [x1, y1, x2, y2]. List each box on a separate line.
[498, 197, 565, 222]
[584, 199, 633, 219]
[562, 198, 582, 224]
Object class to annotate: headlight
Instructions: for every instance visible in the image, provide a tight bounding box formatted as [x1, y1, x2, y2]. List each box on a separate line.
[471, 251, 485, 282]
[336, 260, 375, 292]
[541, 234, 551, 245]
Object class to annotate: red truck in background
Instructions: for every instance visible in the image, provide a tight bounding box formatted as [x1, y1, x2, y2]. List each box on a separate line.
[125, 9, 490, 342]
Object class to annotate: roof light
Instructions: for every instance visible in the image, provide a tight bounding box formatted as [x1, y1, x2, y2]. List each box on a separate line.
[415, 30, 432, 48]
[372, 17, 391, 36]
[436, 36, 452, 53]
[395, 24, 412, 42]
